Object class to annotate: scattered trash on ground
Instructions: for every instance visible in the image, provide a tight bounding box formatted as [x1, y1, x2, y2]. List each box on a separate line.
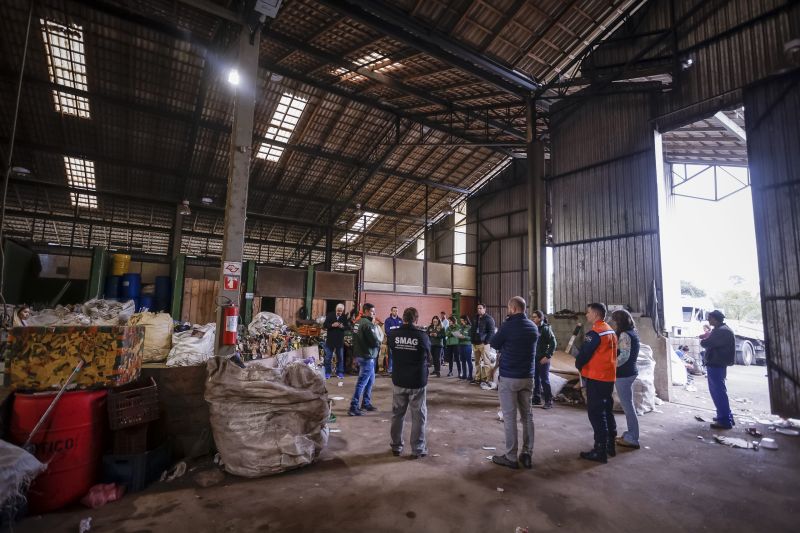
[482, 446, 497, 451]
[443, 443, 449, 447]
[485, 456, 492, 461]
[337, 382, 344, 387]
[79, 517, 92, 533]
[497, 410, 504, 421]
[553, 449, 560, 454]
[760, 438, 778, 450]
[432, 454, 441, 457]
[515, 527, 529, 533]
[80, 484, 125, 509]
[644, 446, 650, 450]
[746, 428, 763, 438]
[380, 419, 388, 423]
[684, 385, 697, 392]
[694, 415, 709, 422]
[193, 469, 225, 488]
[697, 436, 704, 440]
[330, 396, 345, 401]
[160, 461, 187, 482]
[496, 487, 505, 492]
[775, 428, 799, 437]
[213, 453, 224, 467]
[713, 435, 754, 449]
[330, 429, 341, 433]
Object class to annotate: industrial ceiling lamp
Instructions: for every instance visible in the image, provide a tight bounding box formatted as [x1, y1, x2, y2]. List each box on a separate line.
[227, 68, 241, 86]
[179, 200, 191, 216]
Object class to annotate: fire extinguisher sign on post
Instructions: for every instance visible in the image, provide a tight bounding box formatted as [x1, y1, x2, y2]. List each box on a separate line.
[222, 304, 239, 345]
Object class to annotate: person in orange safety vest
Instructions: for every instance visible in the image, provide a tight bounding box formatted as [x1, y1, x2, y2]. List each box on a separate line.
[575, 302, 618, 464]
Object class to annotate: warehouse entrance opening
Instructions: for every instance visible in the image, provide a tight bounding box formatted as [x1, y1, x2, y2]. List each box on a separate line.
[657, 108, 770, 416]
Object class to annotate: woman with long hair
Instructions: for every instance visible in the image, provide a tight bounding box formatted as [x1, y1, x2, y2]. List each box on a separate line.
[531, 310, 557, 408]
[457, 315, 473, 381]
[611, 309, 641, 449]
[444, 315, 460, 377]
[427, 315, 444, 377]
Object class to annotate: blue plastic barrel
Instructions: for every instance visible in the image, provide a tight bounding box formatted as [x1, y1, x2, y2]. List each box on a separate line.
[139, 295, 154, 312]
[119, 273, 141, 300]
[104, 275, 120, 299]
[154, 276, 171, 312]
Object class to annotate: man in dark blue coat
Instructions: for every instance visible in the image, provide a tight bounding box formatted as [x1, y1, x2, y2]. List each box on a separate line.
[701, 310, 736, 429]
[489, 296, 539, 469]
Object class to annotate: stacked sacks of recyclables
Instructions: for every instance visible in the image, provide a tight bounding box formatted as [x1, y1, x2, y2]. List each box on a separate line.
[204, 352, 329, 477]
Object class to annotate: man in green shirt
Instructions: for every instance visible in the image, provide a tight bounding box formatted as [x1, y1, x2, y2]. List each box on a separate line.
[349, 303, 381, 416]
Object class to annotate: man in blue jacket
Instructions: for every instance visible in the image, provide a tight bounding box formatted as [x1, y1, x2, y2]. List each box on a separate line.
[384, 306, 403, 374]
[701, 310, 736, 429]
[489, 296, 539, 469]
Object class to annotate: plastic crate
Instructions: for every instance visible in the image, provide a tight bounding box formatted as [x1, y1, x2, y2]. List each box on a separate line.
[102, 442, 171, 493]
[107, 377, 159, 430]
[112, 424, 149, 455]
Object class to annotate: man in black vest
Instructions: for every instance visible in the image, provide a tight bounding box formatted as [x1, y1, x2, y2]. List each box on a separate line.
[388, 307, 431, 459]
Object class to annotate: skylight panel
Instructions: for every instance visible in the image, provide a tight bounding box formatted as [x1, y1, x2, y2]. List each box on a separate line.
[340, 212, 379, 243]
[256, 92, 308, 162]
[41, 19, 91, 118]
[64, 156, 97, 208]
[332, 52, 402, 82]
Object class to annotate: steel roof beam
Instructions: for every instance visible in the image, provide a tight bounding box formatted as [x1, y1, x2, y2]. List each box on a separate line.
[263, 31, 525, 140]
[316, 0, 540, 95]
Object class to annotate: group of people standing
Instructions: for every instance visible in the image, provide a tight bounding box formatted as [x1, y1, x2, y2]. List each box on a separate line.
[327, 295, 737, 468]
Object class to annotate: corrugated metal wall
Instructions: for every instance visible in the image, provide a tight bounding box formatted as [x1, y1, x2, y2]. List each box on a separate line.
[549, 91, 662, 314]
[468, 162, 530, 321]
[744, 70, 800, 418]
[588, 0, 799, 130]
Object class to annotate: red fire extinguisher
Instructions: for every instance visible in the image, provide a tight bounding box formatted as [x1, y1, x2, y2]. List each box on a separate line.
[222, 304, 239, 345]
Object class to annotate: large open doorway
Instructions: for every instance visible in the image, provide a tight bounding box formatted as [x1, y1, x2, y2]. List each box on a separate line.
[658, 107, 770, 419]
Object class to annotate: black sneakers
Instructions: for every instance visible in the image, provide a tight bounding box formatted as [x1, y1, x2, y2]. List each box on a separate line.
[519, 453, 532, 469]
[579, 445, 607, 464]
[491, 455, 520, 469]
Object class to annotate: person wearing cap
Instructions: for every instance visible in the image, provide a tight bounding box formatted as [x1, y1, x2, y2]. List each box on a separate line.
[701, 310, 736, 429]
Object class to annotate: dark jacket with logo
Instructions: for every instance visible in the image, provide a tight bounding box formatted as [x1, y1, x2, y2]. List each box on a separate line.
[700, 323, 736, 367]
[388, 324, 431, 389]
[470, 313, 496, 345]
[490, 313, 539, 379]
[323, 312, 351, 349]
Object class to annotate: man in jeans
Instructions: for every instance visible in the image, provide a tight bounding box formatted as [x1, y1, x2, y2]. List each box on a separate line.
[349, 303, 381, 417]
[388, 307, 431, 458]
[701, 310, 736, 429]
[489, 297, 539, 469]
[470, 304, 496, 385]
[322, 303, 350, 379]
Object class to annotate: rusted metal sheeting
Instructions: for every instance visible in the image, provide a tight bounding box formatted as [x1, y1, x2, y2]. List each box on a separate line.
[549, 91, 661, 314]
[744, 71, 800, 417]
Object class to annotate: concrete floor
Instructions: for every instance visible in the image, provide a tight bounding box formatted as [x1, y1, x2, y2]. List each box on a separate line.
[670, 364, 771, 416]
[16, 374, 800, 533]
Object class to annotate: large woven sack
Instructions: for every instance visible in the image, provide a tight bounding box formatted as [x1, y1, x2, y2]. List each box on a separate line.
[129, 312, 173, 362]
[204, 357, 329, 477]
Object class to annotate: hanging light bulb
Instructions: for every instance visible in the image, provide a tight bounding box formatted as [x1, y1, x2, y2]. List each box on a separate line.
[227, 68, 241, 86]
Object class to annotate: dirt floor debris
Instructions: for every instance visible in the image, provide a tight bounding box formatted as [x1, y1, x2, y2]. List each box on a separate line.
[746, 428, 764, 438]
[161, 461, 187, 482]
[760, 438, 778, 450]
[80, 484, 125, 509]
[496, 487, 505, 492]
[482, 446, 497, 450]
[193, 469, 226, 488]
[713, 435, 754, 449]
[775, 428, 799, 436]
[79, 517, 92, 533]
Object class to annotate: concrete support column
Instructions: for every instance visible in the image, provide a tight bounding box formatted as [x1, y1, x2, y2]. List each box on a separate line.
[216, 25, 261, 354]
[526, 97, 546, 311]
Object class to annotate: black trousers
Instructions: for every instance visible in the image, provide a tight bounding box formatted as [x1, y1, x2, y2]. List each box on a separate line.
[431, 345, 443, 374]
[585, 378, 617, 445]
[533, 359, 552, 402]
